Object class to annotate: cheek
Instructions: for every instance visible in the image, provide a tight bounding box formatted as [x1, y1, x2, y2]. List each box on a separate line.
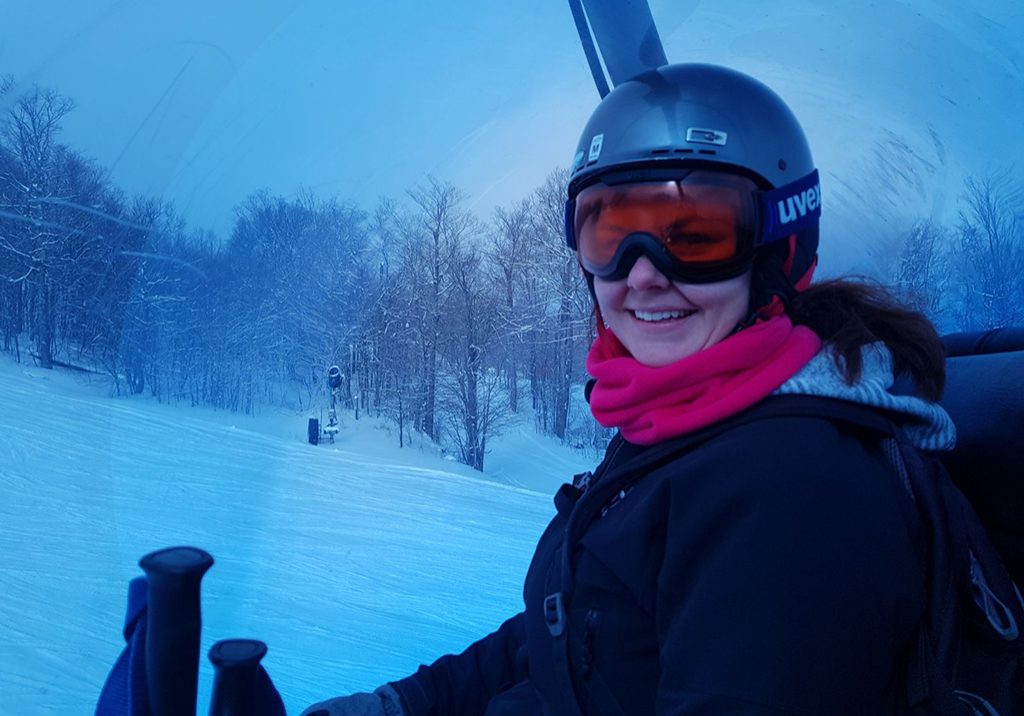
[678, 274, 751, 317]
[716, 286, 750, 319]
[592, 278, 623, 314]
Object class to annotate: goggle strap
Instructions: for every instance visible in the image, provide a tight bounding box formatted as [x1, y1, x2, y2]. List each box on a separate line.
[758, 169, 821, 246]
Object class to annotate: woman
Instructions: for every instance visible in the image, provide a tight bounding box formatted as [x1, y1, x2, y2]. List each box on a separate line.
[304, 63, 954, 716]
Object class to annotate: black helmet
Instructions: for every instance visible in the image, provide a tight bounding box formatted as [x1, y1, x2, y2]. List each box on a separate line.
[567, 63, 819, 304]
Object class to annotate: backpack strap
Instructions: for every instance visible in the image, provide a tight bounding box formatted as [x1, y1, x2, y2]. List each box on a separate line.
[940, 338, 1024, 586]
[882, 435, 1024, 715]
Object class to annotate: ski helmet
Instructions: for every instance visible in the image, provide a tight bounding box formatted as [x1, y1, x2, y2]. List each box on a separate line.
[566, 63, 819, 306]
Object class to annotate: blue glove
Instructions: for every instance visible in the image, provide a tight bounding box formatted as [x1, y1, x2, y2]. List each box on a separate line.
[301, 684, 404, 716]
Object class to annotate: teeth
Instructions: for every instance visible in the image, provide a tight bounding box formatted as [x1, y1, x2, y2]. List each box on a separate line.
[633, 309, 693, 322]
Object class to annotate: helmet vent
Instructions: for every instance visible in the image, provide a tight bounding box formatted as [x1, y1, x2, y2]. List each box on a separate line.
[673, 149, 694, 154]
[698, 149, 717, 155]
[651, 149, 670, 156]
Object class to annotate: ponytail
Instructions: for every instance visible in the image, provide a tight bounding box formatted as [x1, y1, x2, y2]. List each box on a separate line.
[788, 279, 946, 401]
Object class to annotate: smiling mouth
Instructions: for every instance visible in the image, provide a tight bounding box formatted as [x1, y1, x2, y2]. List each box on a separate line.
[631, 309, 697, 322]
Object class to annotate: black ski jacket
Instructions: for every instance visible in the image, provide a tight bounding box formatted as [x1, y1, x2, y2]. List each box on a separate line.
[390, 396, 927, 715]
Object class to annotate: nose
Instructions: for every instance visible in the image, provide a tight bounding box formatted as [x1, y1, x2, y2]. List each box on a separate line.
[626, 255, 671, 290]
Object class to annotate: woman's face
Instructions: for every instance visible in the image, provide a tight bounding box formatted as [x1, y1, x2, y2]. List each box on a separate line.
[593, 256, 752, 366]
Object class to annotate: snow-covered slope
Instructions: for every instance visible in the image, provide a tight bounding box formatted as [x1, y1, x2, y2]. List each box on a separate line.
[0, 358, 590, 715]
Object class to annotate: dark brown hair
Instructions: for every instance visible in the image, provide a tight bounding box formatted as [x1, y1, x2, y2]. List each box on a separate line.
[787, 279, 946, 401]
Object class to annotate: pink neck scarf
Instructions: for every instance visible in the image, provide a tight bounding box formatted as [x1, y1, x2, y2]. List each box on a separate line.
[586, 316, 821, 444]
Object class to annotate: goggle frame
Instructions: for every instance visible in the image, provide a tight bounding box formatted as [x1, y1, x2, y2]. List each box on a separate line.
[565, 165, 820, 284]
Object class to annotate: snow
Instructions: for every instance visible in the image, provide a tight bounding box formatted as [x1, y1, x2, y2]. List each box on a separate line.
[0, 358, 592, 715]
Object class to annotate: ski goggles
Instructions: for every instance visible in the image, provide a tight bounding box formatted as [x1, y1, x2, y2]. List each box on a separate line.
[565, 167, 820, 283]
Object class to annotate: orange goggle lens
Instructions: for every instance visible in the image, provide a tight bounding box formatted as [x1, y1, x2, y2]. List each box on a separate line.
[572, 172, 761, 280]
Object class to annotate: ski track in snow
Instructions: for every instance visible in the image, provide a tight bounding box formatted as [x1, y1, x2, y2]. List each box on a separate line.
[0, 360, 591, 715]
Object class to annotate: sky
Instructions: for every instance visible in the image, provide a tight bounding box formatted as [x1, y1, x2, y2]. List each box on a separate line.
[0, 355, 593, 714]
[1, 0, 588, 234]
[2, 1, 1022, 273]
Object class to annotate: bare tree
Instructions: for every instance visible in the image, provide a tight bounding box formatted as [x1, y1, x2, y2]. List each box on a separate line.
[487, 197, 534, 413]
[439, 238, 511, 471]
[402, 176, 468, 441]
[114, 200, 197, 397]
[889, 220, 947, 323]
[951, 174, 1024, 330]
[0, 85, 75, 368]
[527, 168, 592, 440]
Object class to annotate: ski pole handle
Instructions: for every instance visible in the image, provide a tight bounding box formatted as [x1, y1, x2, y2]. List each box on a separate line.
[208, 639, 273, 715]
[139, 546, 214, 716]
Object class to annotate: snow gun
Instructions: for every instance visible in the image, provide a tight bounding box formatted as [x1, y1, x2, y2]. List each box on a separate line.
[308, 365, 345, 445]
[96, 546, 286, 716]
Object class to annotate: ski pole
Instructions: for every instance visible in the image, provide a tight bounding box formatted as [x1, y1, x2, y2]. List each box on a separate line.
[139, 546, 214, 716]
[208, 639, 286, 716]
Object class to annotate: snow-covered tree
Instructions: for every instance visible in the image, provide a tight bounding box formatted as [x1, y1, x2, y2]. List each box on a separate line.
[439, 236, 510, 471]
[487, 198, 534, 414]
[950, 174, 1024, 330]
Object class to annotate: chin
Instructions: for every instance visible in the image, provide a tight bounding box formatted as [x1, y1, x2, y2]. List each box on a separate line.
[632, 345, 699, 366]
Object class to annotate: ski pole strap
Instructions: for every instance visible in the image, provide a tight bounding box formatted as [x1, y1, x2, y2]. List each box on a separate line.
[96, 576, 151, 716]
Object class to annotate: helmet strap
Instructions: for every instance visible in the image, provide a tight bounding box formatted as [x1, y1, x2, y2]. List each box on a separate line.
[746, 233, 803, 326]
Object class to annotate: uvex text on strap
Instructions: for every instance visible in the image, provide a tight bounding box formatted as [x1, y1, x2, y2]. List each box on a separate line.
[758, 170, 821, 245]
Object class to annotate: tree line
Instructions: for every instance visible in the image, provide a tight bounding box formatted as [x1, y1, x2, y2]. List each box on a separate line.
[0, 80, 601, 470]
[1, 79, 1020, 470]
[888, 173, 1024, 332]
